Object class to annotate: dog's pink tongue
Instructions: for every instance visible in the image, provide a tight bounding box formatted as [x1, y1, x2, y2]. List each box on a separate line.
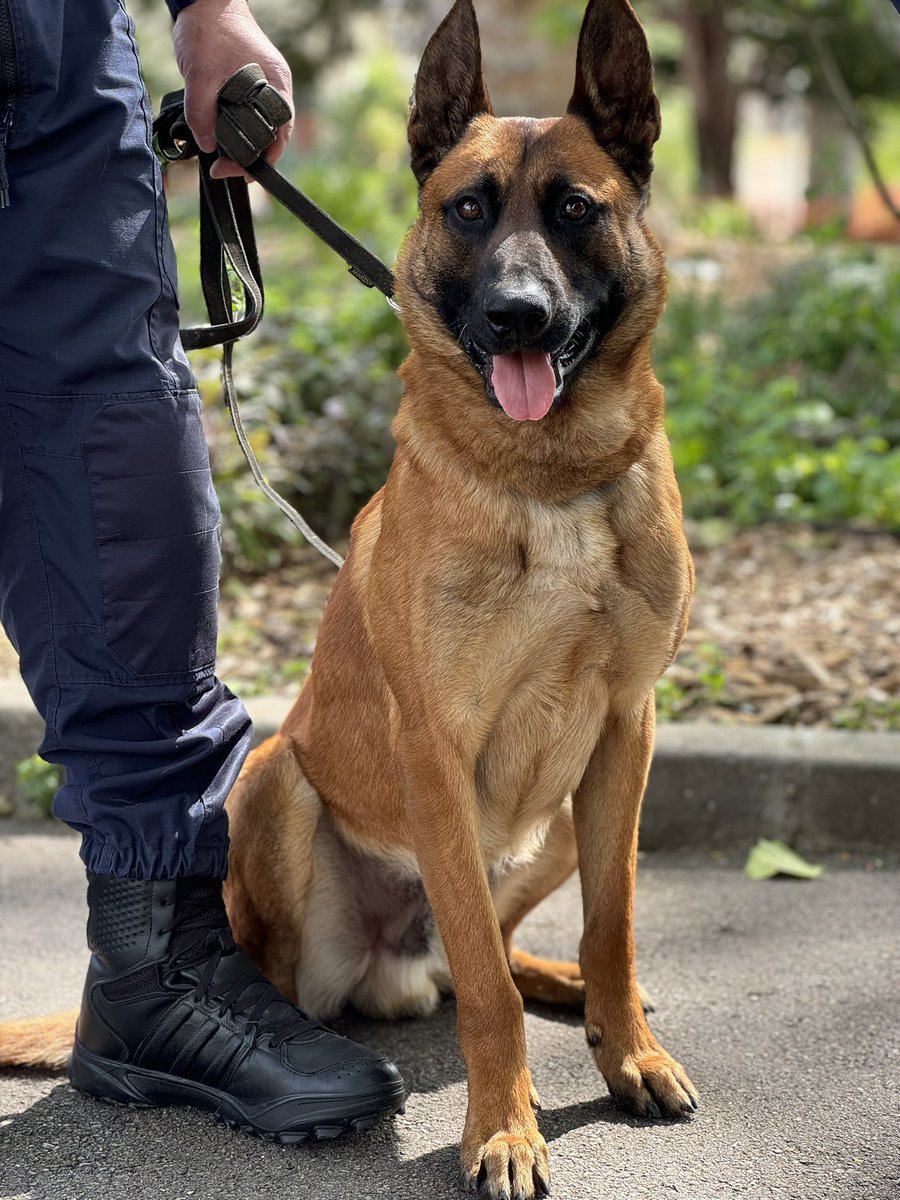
[491, 351, 556, 421]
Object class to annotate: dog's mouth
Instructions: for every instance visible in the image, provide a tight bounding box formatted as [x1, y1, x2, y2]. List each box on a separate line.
[461, 318, 598, 422]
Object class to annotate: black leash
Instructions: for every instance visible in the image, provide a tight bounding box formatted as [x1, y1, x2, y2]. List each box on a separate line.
[152, 64, 398, 568]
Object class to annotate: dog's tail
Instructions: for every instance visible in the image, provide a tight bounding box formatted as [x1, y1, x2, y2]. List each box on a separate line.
[0, 1010, 77, 1071]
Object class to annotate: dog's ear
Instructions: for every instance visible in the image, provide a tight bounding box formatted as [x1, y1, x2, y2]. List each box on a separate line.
[408, 0, 493, 186]
[566, 0, 661, 192]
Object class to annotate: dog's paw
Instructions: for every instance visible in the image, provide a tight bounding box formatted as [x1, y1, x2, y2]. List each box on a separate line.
[460, 1130, 551, 1200]
[588, 1030, 698, 1119]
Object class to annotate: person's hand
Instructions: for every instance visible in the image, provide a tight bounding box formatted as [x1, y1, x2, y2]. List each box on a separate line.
[173, 0, 293, 180]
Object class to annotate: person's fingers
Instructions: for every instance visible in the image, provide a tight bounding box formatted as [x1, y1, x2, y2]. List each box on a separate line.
[264, 120, 293, 166]
[261, 68, 294, 165]
[184, 76, 219, 153]
[208, 157, 252, 181]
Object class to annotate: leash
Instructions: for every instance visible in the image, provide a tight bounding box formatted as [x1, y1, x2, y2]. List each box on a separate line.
[153, 64, 398, 570]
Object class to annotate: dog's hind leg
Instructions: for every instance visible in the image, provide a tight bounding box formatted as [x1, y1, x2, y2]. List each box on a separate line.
[495, 802, 656, 1013]
[493, 802, 585, 1008]
[224, 733, 321, 1002]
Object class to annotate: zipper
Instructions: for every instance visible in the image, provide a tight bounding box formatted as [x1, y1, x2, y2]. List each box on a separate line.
[0, 0, 20, 208]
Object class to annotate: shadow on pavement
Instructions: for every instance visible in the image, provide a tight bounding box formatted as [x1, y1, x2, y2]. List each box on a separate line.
[0, 995, 627, 1200]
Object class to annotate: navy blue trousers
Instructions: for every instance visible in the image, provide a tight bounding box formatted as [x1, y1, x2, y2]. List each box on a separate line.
[0, 0, 252, 878]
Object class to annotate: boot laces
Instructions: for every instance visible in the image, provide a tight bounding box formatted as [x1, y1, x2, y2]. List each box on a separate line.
[169, 886, 320, 1049]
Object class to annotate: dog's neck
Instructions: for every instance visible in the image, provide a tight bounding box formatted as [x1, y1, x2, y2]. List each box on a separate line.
[393, 336, 664, 506]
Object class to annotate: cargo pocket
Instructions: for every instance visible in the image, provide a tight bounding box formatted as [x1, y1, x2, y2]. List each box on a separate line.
[83, 391, 220, 679]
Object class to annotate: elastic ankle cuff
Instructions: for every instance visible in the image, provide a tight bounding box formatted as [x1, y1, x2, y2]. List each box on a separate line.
[80, 837, 229, 881]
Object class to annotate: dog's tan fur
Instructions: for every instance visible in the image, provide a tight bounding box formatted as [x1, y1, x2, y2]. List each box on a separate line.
[0, 2, 697, 1193]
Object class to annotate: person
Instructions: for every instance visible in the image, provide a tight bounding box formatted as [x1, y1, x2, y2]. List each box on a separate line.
[0, 0, 405, 1140]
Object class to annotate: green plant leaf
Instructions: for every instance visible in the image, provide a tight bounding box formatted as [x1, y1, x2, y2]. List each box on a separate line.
[744, 839, 824, 880]
[15, 754, 62, 820]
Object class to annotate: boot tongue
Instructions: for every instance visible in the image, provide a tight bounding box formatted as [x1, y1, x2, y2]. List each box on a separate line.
[170, 877, 230, 962]
[491, 351, 556, 421]
[171, 878, 319, 1037]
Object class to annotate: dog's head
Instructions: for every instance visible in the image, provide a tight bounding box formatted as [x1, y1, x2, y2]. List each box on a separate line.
[395, 0, 665, 426]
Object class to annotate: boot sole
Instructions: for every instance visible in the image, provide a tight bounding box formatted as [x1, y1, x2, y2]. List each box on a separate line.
[67, 1039, 407, 1144]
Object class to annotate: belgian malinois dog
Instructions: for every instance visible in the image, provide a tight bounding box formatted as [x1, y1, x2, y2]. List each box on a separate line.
[226, 0, 698, 1191]
[0, 0, 698, 1194]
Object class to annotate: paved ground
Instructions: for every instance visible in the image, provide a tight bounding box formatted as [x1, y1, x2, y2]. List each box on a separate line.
[1, 824, 898, 1200]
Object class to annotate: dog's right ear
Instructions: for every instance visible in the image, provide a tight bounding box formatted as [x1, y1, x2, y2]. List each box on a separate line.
[408, 0, 493, 186]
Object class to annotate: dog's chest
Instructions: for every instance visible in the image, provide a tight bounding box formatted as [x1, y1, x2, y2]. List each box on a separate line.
[437, 487, 678, 696]
[430, 486, 686, 857]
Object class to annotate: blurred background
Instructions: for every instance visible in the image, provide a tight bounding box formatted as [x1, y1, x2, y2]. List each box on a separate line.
[94, 2, 900, 731]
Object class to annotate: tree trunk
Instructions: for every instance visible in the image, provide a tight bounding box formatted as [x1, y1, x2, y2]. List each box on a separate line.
[677, 0, 738, 197]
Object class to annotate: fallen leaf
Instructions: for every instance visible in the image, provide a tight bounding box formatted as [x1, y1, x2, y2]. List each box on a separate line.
[745, 839, 824, 881]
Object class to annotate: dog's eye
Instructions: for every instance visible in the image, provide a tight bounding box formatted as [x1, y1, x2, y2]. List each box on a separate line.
[455, 197, 484, 221]
[561, 195, 591, 221]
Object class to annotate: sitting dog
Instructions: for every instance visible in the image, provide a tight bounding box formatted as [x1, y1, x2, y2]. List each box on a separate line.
[226, 0, 697, 1193]
[0, 2, 698, 1194]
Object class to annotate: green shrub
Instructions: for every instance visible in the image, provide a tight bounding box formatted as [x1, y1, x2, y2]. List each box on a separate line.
[659, 246, 900, 532]
[831, 698, 900, 732]
[15, 755, 62, 820]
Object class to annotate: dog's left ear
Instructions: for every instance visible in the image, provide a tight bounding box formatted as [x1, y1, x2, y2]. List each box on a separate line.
[566, 0, 661, 192]
[408, 0, 494, 186]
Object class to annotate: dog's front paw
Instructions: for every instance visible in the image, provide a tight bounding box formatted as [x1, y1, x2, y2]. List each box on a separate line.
[460, 1129, 550, 1200]
[588, 1028, 699, 1119]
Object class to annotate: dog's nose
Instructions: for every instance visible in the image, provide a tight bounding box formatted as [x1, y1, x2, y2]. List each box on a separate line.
[484, 291, 551, 343]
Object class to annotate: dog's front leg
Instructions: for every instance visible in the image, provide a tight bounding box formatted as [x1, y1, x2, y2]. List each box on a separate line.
[573, 700, 699, 1119]
[400, 733, 550, 1199]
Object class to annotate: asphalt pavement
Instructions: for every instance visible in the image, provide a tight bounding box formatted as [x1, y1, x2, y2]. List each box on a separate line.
[1, 823, 898, 1200]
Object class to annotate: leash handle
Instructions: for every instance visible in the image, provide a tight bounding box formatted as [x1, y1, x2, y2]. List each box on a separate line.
[214, 64, 292, 169]
[154, 64, 290, 168]
[153, 66, 398, 328]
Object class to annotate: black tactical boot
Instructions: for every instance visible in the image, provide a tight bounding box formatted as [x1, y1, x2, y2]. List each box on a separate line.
[67, 873, 406, 1142]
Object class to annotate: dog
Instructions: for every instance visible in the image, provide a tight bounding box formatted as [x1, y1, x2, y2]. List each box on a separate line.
[0, 1, 697, 1194]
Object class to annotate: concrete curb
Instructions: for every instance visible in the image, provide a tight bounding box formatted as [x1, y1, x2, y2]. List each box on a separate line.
[1, 679, 897, 850]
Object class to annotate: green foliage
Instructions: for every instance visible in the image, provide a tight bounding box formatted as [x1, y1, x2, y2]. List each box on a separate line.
[15, 755, 62, 820]
[654, 676, 689, 721]
[196, 279, 407, 573]
[740, 0, 900, 108]
[831, 697, 900, 733]
[655, 643, 729, 721]
[248, 0, 393, 98]
[659, 246, 900, 532]
[680, 199, 760, 241]
[538, 0, 900, 107]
